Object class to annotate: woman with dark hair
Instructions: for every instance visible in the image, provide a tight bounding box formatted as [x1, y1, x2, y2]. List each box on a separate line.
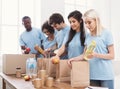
[41, 21, 57, 57]
[52, 10, 86, 59]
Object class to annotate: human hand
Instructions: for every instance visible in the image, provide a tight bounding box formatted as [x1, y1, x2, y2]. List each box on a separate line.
[24, 47, 31, 54]
[67, 58, 76, 69]
[84, 52, 96, 60]
[34, 44, 47, 57]
[44, 48, 56, 57]
[24, 50, 30, 54]
[67, 59, 72, 69]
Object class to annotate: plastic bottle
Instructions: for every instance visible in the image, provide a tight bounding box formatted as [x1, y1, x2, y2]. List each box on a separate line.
[84, 40, 96, 60]
[26, 58, 37, 77]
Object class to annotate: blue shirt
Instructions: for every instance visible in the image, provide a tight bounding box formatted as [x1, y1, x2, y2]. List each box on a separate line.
[65, 32, 84, 58]
[85, 29, 114, 80]
[42, 37, 56, 50]
[19, 27, 45, 54]
[55, 26, 70, 48]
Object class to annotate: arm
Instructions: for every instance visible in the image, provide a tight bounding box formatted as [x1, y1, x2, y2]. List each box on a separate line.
[21, 46, 27, 54]
[93, 45, 114, 60]
[54, 44, 66, 57]
[34, 44, 47, 57]
[19, 35, 29, 54]
[44, 43, 58, 57]
[21, 46, 25, 54]
[50, 43, 58, 51]
[50, 45, 66, 60]
[21, 46, 26, 50]
[67, 46, 87, 67]
[67, 54, 84, 68]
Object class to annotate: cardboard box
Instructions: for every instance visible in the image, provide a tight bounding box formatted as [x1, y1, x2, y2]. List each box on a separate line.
[2, 54, 35, 74]
[71, 61, 90, 87]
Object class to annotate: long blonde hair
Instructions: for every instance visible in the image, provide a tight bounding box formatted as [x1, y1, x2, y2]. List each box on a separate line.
[84, 9, 103, 36]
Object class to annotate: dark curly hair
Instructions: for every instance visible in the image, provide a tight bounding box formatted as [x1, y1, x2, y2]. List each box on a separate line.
[42, 21, 55, 34]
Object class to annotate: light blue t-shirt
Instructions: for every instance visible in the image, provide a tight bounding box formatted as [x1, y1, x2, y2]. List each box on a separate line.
[66, 32, 84, 59]
[42, 37, 56, 50]
[19, 27, 45, 54]
[85, 29, 114, 80]
[55, 26, 70, 48]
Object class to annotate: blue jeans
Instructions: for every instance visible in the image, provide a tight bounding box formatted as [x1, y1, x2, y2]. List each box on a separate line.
[90, 80, 114, 89]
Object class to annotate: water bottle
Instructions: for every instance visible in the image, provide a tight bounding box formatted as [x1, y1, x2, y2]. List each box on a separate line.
[26, 58, 37, 77]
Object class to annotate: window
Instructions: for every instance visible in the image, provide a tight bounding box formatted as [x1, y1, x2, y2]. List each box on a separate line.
[0, 0, 41, 55]
[64, 0, 93, 24]
[0, 0, 119, 60]
[2, 0, 18, 25]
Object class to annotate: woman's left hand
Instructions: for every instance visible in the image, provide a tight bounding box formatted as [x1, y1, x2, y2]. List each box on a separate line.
[67, 58, 73, 69]
[86, 52, 97, 59]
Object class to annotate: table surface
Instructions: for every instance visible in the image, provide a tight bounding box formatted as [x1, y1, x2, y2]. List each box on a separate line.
[0, 73, 86, 89]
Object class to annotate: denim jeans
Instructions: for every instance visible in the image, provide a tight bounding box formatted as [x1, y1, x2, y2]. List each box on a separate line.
[90, 80, 114, 89]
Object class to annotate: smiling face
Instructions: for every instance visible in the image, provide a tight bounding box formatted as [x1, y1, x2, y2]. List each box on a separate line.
[84, 17, 97, 34]
[43, 29, 51, 37]
[68, 17, 80, 32]
[42, 21, 55, 38]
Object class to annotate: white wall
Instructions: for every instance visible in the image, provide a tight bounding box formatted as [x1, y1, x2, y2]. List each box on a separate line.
[89, 0, 120, 60]
[41, 0, 64, 25]
[0, 0, 2, 52]
[89, 0, 111, 30]
[110, 0, 120, 60]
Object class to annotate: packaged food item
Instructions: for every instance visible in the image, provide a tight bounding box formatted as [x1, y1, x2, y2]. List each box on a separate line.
[34, 44, 44, 54]
[84, 40, 96, 60]
[46, 77, 54, 87]
[16, 67, 21, 78]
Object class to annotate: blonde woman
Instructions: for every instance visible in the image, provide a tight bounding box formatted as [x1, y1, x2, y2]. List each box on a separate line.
[68, 9, 114, 89]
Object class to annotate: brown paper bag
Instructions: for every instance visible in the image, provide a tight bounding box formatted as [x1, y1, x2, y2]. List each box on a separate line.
[50, 59, 71, 81]
[37, 58, 56, 77]
[37, 58, 71, 81]
[71, 61, 90, 87]
[59, 60, 71, 81]
[48, 60, 56, 77]
[37, 58, 48, 70]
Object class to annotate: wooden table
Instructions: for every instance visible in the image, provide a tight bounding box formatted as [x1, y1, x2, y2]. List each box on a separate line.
[0, 73, 86, 89]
